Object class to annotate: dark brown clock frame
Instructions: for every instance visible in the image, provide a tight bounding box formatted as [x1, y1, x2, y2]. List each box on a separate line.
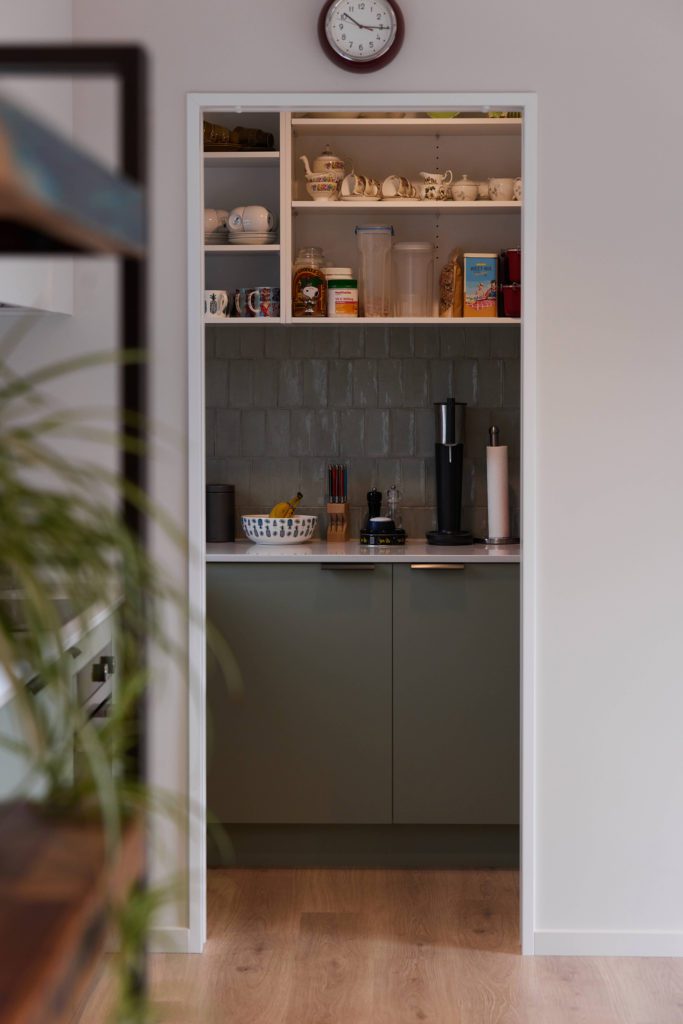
[318, 0, 405, 72]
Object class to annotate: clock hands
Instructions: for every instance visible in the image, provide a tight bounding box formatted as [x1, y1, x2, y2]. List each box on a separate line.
[342, 12, 390, 30]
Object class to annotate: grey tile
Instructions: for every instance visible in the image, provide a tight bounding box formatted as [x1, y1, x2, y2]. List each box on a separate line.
[240, 327, 264, 358]
[315, 410, 339, 456]
[265, 330, 290, 358]
[339, 325, 364, 358]
[462, 506, 488, 539]
[415, 408, 434, 457]
[462, 456, 479, 506]
[364, 409, 390, 457]
[299, 458, 327, 507]
[454, 358, 477, 405]
[377, 359, 404, 407]
[303, 359, 328, 407]
[477, 359, 503, 408]
[440, 325, 466, 357]
[339, 409, 365, 456]
[205, 407, 215, 458]
[228, 360, 253, 408]
[205, 359, 228, 407]
[403, 507, 436, 538]
[348, 506, 365, 539]
[364, 327, 390, 358]
[464, 324, 491, 357]
[329, 360, 353, 407]
[390, 409, 415, 456]
[215, 409, 241, 457]
[313, 331, 339, 358]
[414, 328, 440, 358]
[425, 457, 437, 505]
[490, 324, 521, 358]
[290, 327, 316, 358]
[206, 457, 226, 485]
[204, 332, 215, 359]
[253, 361, 278, 407]
[465, 407, 496, 455]
[430, 360, 453, 403]
[211, 457, 250, 499]
[353, 360, 378, 407]
[400, 459, 426, 505]
[241, 410, 266, 456]
[403, 359, 429, 406]
[213, 331, 242, 359]
[347, 459, 376, 505]
[375, 458, 401, 496]
[278, 360, 303, 407]
[389, 326, 414, 357]
[249, 458, 299, 509]
[503, 358, 521, 408]
[290, 409, 315, 456]
[266, 409, 290, 457]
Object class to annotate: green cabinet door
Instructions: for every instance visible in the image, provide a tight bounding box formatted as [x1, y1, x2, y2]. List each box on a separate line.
[207, 563, 392, 824]
[393, 563, 520, 825]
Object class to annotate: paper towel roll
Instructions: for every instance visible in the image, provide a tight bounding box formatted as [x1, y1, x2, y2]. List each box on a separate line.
[486, 445, 510, 540]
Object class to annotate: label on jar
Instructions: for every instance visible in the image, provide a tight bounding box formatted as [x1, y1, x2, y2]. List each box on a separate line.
[327, 280, 358, 318]
[293, 268, 326, 317]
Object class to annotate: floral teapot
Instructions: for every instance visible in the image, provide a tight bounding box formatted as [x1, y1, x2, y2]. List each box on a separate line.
[300, 144, 345, 179]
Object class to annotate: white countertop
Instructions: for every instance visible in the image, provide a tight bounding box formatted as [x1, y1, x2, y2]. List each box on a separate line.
[206, 540, 521, 564]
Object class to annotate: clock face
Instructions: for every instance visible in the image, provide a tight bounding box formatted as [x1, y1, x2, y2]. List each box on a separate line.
[321, 0, 403, 70]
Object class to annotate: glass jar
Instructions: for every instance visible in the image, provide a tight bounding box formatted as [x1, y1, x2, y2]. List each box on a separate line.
[293, 247, 327, 317]
[355, 225, 393, 317]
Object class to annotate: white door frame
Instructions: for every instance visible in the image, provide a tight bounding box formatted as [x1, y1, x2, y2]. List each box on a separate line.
[186, 91, 538, 955]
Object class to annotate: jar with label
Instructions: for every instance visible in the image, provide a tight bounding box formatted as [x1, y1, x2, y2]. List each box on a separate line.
[293, 246, 327, 317]
[327, 277, 358, 318]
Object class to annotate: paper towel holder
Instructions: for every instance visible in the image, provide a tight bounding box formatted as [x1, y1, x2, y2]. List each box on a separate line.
[483, 423, 519, 546]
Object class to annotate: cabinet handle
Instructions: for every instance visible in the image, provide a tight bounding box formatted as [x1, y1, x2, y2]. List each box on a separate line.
[320, 563, 376, 571]
[410, 563, 465, 570]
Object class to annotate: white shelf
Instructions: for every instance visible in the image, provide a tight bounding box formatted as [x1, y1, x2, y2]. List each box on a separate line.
[292, 200, 520, 214]
[288, 317, 520, 326]
[204, 244, 281, 254]
[205, 317, 282, 325]
[291, 117, 522, 137]
[203, 151, 280, 167]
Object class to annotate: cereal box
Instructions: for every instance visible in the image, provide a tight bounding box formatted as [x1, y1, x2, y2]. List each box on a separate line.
[463, 253, 498, 318]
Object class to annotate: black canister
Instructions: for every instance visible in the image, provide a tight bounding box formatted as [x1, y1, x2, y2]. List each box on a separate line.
[206, 484, 235, 542]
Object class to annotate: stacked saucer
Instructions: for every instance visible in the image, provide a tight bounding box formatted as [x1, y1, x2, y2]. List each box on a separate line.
[205, 229, 232, 245]
[228, 230, 278, 246]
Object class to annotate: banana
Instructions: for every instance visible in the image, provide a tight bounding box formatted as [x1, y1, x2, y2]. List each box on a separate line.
[269, 491, 303, 518]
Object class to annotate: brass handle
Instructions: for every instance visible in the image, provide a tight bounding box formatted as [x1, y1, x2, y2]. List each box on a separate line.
[321, 563, 376, 571]
[410, 563, 465, 570]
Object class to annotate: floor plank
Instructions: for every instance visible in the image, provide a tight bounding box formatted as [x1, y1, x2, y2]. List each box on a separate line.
[78, 868, 683, 1024]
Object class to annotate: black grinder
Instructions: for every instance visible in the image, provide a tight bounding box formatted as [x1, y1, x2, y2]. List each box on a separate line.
[426, 398, 472, 546]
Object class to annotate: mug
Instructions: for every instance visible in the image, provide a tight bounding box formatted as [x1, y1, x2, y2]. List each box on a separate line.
[227, 206, 245, 232]
[242, 205, 276, 233]
[513, 177, 522, 201]
[234, 287, 253, 317]
[382, 174, 411, 199]
[488, 177, 515, 201]
[247, 286, 281, 318]
[204, 289, 229, 317]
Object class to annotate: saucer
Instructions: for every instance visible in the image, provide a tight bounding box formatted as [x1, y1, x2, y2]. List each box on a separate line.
[339, 194, 381, 202]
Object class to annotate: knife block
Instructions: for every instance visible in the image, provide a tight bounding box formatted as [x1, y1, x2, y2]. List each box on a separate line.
[326, 502, 349, 542]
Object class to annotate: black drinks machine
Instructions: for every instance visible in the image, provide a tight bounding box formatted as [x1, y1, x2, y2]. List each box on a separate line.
[426, 398, 473, 546]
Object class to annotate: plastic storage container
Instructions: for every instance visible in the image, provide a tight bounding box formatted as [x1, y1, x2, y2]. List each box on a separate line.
[206, 484, 235, 542]
[393, 242, 434, 317]
[355, 225, 393, 317]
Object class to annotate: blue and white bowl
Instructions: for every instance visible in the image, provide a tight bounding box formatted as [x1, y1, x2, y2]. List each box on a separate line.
[242, 514, 317, 545]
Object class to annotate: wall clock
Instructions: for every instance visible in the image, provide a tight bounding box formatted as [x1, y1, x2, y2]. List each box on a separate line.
[319, 0, 404, 72]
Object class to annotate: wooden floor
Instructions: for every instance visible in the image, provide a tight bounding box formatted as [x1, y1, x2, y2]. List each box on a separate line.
[80, 868, 683, 1024]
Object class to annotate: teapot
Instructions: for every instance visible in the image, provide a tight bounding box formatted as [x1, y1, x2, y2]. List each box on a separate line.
[300, 144, 345, 179]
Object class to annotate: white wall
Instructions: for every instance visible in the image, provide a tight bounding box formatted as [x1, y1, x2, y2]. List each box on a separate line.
[72, 0, 683, 953]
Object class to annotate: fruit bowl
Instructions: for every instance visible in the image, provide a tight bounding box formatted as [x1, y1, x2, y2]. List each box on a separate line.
[242, 515, 317, 545]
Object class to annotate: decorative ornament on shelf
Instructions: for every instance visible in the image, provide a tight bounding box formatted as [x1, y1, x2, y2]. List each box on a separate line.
[319, 0, 404, 72]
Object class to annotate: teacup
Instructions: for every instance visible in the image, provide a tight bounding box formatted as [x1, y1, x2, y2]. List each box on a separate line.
[227, 206, 245, 232]
[382, 174, 412, 199]
[247, 286, 281, 318]
[513, 177, 522, 201]
[341, 171, 367, 197]
[488, 177, 515, 201]
[204, 289, 229, 317]
[204, 208, 219, 233]
[215, 208, 229, 228]
[477, 181, 490, 200]
[364, 177, 380, 197]
[242, 205, 276, 232]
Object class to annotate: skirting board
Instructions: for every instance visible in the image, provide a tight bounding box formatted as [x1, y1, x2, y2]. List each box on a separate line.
[149, 927, 192, 954]
[534, 930, 683, 957]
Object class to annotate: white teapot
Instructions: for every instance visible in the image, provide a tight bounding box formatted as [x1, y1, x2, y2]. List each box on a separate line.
[300, 144, 345, 179]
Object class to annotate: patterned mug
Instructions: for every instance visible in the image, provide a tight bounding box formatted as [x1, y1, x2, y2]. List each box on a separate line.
[247, 286, 281, 318]
[204, 289, 229, 317]
[234, 287, 253, 317]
